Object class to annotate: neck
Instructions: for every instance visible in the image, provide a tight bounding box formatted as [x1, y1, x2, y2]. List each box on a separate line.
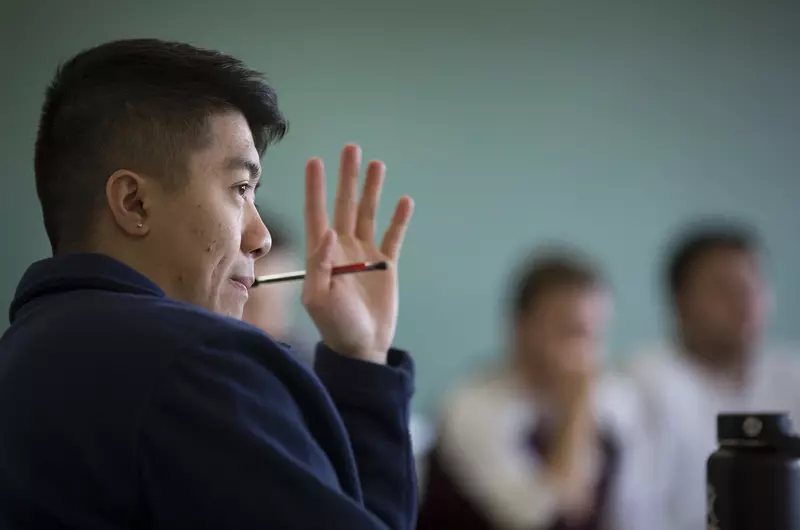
[92, 239, 179, 300]
[678, 333, 752, 386]
[509, 356, 555, 408]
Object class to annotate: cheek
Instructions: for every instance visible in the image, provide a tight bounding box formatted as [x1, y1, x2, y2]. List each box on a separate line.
[194, 218, 242, 266]
[585, 310, 609, 342]
[521, 330, 545, 359]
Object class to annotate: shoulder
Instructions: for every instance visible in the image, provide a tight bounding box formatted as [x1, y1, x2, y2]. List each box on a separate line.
[134, 298, 306, 399]
[30, 289, 295, 392]
[756, 343, 800, 385]
[439, 368, 529, 444]
[78, 291, 284, 361]
[442, 369, 514, 417]
[595, 371, 640, 433]
[761, 342, 800, 369]
[135, 300, 324, 446]
[609, 342, 690, 425]
[617, 341, 682, 388]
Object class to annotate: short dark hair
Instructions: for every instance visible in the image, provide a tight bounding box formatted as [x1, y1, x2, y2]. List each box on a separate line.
[255, 206, 293, 251]
[35, 38, 288, 253]
[666, 222, 759, 299]
[510, 248, 604, 320]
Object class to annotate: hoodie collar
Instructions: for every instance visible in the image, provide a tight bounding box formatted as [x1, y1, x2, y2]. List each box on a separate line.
[9, 253, 164, 324]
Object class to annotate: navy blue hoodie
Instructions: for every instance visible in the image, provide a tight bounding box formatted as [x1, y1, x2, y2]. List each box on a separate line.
[0, 253, 417, 529]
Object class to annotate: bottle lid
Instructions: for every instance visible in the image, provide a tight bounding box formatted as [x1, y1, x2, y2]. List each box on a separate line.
[717, 412, 795, 447]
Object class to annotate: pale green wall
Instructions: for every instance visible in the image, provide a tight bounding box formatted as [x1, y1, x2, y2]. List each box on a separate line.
[1, 1, 799, 414]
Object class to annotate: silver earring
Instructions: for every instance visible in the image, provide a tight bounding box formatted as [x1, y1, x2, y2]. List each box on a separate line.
[137, 223, 143, 228]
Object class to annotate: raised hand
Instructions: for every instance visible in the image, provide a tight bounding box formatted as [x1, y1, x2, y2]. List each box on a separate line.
[548, 337, 597, 413]
[302, 144, 414, 364]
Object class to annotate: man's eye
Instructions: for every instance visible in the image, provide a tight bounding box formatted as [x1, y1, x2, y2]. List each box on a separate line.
[237, 183, 254, 196]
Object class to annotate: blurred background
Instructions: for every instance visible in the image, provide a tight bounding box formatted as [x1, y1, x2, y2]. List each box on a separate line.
[1, 0, 798, 420]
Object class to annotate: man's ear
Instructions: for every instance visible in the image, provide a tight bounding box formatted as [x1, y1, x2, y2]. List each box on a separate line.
[105, 170, 152, 236]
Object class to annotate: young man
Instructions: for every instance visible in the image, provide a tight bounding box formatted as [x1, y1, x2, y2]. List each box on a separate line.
[0, 39, 416, 529]
[622, 223, 800, 530]
[417, 251, 636, 530]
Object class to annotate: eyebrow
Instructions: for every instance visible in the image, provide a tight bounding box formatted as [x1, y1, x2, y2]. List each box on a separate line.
[225, 156, 261, 180]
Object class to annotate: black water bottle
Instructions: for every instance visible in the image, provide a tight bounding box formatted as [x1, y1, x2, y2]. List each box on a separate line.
[707, 413, 800, 530]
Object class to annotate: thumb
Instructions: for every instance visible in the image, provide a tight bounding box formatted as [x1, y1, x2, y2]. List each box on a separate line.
[302, 229, 337, 306]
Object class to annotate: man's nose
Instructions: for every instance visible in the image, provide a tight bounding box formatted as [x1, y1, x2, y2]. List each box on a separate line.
[243, 204, 272, 260]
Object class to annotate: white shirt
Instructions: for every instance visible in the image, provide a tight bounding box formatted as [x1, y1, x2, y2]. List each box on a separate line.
[410, 413, 435, 497]
[619, 342, 800, 530]
[435, 367, 642, 530]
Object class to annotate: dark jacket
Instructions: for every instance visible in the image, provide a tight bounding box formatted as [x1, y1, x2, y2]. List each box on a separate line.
[0, 253, 417, 529]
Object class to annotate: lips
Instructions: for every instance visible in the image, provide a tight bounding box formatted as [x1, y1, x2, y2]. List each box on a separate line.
[230, 276, 255, 290]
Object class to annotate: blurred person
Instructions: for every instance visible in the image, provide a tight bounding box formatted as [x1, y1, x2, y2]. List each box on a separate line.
[416, 250, 637, 530]
[243, 207, 317, 366]
[0, 39, 417, 529]
[622, 222, 800, 530]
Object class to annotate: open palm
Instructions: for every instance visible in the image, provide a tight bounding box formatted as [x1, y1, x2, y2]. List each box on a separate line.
[302, 144, 414, 364]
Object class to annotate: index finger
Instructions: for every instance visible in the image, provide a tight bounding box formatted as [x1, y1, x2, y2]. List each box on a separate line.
[304, 157, 329, 255]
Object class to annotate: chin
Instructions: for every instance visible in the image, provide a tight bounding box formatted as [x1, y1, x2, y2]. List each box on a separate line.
[725, 338, 757, 357]
[224, 305, 246, 319]
[214, 286, 249, 319]
[214, 298, 246, 319]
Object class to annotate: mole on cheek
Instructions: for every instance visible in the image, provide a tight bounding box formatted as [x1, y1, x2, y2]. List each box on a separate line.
[206, 239, 217, 253]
